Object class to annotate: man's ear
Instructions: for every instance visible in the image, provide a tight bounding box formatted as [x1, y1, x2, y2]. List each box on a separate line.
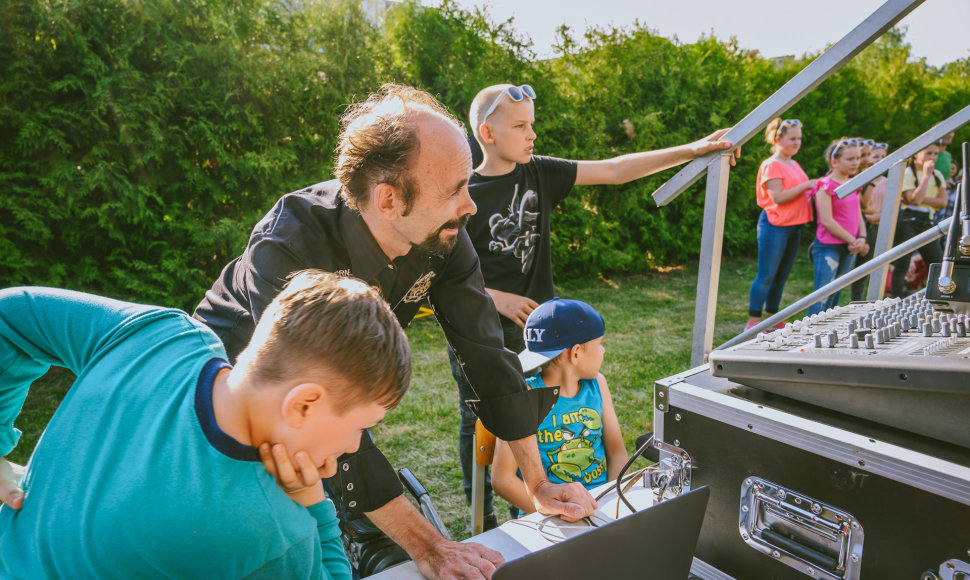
[372, 182, 405, 220]
[281, 383, 325, 428]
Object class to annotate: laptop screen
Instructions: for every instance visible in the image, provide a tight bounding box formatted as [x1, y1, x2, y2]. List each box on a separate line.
[493, 486, 710, 580]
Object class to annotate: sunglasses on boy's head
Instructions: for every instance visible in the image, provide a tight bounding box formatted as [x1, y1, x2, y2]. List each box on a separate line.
[860, 139, 875, 148]
[481, 84, 537, 123]
[872, 142, 889, 150]
[831, 138, 862, 160]
[774, 118, 801, 137]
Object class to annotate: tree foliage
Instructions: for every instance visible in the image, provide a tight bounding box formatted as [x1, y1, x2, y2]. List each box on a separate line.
[2, 0, 967, 308]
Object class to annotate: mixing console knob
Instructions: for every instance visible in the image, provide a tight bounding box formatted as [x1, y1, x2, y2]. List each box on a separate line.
[814, 334, 824, 348]
[848, 334, 859, 349]
[864, 333, 875, 349]
[827, 330, 838, 348]
[942, 322, 952, 337]
[847, 321, 857, 334]
[900, 318, 910, 332]
[923, 323, 933, 337]
[932, 318, 942, 333]
[875, 330, 885, 345]
[958, 320, 967, 337]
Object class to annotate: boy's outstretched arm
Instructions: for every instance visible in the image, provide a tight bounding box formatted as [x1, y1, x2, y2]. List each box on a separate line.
[597, 374, 629, 481]
[574, 128, 739, 186]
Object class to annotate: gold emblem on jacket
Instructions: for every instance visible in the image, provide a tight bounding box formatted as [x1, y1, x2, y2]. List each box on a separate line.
[403, 272, 436, 303]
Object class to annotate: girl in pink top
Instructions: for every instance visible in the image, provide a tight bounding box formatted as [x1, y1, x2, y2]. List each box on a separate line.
[746, 118, 817, 330]
[851, 141, 889, 300]
[806, 138, 868, 316]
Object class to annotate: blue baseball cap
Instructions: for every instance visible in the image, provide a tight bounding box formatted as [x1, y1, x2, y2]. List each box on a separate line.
[518, 298, 605, 373]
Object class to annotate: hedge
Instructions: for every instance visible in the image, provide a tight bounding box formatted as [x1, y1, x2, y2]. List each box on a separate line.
[2, 0, 968, 310]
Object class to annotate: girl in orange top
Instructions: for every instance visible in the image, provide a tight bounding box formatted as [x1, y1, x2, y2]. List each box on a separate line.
[746, 118, 817, 330]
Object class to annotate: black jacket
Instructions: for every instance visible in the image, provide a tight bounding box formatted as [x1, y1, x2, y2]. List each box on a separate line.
[194, 180, 556, 514]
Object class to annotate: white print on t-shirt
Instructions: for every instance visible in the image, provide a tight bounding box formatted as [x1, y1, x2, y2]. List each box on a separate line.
[487, 185, 539, 273]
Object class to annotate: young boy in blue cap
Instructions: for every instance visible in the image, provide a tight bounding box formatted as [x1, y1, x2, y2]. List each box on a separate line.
[491, 298, 629, 515]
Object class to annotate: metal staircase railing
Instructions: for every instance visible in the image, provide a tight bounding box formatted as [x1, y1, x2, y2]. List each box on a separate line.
[645, 0, 970, 364]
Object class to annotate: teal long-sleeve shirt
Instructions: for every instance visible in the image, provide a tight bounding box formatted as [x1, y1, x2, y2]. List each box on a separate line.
[0, 287, 352, 580]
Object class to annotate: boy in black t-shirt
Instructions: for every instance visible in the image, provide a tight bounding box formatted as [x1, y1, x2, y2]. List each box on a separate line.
[452, 83, 738, 528]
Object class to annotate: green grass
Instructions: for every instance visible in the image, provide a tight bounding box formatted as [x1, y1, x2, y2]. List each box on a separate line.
[10, 247, 853, 541]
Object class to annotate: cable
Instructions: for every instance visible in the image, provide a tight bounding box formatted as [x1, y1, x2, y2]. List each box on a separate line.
[504, 513, 610, 544]
[597, 433, 657, 513]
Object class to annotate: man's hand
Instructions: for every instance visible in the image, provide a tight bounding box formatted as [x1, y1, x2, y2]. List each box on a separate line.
[530, 479, 597, 522]
[0, 459, 26, 510]
[690, 128, 741, 166]
[486, 288, 538, 328]
[368, 495, 505, 579]
[259, 442, 327, 507]
[413, 538, 504, 580]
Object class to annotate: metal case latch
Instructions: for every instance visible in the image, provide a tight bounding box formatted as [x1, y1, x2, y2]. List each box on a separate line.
[739, 477, 864, 580]
[649, 439, 692, 498]
[924, 558, 970, 580]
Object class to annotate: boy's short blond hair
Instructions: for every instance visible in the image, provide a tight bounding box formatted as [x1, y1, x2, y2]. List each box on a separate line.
[469, 84, 515, 145]
[238, 270, 411, 413]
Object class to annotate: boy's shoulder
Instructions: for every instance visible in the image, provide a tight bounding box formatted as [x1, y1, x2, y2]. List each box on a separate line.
[587, 373, 608, 395]
[470, 155, 575, 181]
[530, 154, 579, 173]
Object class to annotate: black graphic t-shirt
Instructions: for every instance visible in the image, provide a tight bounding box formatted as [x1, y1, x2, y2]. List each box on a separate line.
[467, 156, 578, 306]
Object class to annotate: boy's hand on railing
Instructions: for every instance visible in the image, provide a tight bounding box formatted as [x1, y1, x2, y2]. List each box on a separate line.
[690, 128, 741, 166]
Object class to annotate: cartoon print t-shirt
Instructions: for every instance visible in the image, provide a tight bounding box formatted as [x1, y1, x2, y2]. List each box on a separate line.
[467, 156, 577, 303]
[527, 373, 608, 489]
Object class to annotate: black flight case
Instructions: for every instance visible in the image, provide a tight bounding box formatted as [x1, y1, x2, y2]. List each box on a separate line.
[655, 365, 970, 580]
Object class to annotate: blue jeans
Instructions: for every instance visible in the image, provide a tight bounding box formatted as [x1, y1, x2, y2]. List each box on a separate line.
[807, 241, 857, 316]
[748, 211, 802, 317]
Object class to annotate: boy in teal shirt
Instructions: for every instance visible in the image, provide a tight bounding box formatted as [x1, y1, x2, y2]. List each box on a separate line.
[0, 271, 410, 579]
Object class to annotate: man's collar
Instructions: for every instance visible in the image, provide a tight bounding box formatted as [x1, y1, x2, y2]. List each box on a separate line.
[337, 195, 393, 283]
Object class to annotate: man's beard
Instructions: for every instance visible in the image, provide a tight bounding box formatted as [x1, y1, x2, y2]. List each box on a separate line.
[414, 214, 471, 254]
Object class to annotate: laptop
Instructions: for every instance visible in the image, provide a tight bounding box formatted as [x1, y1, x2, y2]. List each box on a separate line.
[493, 486, 710, 579]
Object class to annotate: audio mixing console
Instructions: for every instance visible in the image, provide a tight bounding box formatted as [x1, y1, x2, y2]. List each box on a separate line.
[709, 292, 970, 448]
